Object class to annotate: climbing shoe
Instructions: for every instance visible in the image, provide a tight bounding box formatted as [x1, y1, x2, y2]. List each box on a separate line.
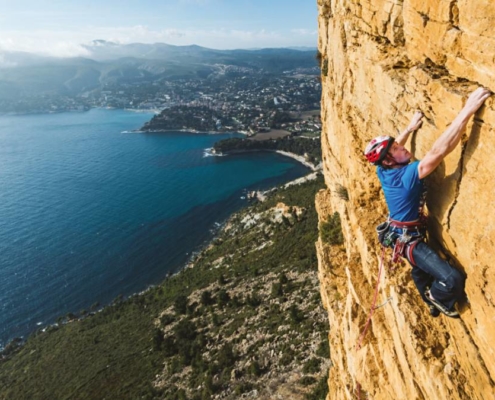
[425, 290, 460, 319]
[429, 305, 440, 318]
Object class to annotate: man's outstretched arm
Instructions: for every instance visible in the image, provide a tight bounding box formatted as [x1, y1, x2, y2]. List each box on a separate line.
[396, 111, 424, 146]
[418, 87, 491, 179]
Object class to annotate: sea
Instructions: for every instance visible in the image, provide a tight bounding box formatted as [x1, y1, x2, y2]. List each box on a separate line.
[0, 108, 310, 347]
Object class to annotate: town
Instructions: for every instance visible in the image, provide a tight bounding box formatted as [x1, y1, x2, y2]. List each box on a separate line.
[0, 67, 322, 138]
[139, 69, 322, 135]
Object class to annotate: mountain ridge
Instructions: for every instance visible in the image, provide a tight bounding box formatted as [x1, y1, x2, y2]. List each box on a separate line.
[0, 42, 318, 101]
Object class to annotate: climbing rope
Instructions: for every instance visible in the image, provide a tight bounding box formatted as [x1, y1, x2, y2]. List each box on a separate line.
[355, 245, 386, 399]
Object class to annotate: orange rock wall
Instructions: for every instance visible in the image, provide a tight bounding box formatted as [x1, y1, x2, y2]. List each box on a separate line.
[316, 0, 495, 399]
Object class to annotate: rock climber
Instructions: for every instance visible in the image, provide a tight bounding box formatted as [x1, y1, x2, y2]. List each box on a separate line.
[364, 87, 491, 318]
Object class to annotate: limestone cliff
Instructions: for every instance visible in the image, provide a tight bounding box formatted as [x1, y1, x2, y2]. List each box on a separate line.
[315, 1, 495, 399]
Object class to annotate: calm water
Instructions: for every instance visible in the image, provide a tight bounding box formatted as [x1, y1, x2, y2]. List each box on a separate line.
[0, 108, 309, 346]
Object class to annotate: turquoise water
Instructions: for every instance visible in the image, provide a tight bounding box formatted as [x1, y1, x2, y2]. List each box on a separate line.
[0, 109, 309, 346]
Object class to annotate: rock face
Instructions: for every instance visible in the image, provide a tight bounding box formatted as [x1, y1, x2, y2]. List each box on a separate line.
[316, 1, 495, 399]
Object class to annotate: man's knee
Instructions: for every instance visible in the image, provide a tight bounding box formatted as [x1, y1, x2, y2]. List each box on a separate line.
[440, 268, 465, 292]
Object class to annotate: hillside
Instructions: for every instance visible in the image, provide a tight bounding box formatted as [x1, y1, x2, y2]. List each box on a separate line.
[316, 1, 495, 399]
[0, 45, 317, 100]
[0, 177, 330, 400]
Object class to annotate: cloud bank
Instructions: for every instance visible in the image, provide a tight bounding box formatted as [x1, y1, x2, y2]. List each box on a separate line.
[0, 25, 317, 57]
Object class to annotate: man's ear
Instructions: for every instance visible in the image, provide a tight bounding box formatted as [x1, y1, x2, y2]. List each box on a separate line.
[381, 156, 393, 166]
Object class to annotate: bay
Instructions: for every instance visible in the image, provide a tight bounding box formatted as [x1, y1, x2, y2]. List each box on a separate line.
[0, 108, 309, 346]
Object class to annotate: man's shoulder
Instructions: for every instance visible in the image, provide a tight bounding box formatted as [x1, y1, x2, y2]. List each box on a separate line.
[377, 161, 418, 176]
[377, 161, 421, 187]
[403, 160, 420, 173]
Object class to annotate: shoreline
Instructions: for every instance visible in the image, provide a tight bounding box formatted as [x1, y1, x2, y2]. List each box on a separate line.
[0, 149, 314, 351]
[0, 107, 158, 118]
[214, 148, 321, 171]
[136, 127, 249, 135]
[274, 150, 321, 171]
[0, 168, 318, 353]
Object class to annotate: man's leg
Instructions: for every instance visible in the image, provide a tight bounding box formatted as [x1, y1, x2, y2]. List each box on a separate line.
[411, 241, 465, 311]
[409, 264, 441, 317]
[410, 265, 434, 304]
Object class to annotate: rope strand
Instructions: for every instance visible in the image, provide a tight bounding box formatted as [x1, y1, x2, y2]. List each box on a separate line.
[355, 245, 386, 399]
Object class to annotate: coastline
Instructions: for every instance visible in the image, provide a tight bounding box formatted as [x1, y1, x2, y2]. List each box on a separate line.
[136, 127, 249, 135]
[1, 166, 318, 353]
[274, 150, 321, 171]
[0, 107, 157, 118]
[0, 146, 312, 350]
[214, 147, 321, 171]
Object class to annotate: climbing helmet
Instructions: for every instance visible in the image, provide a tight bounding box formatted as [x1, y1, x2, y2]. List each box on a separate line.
[364, 136, 394, 165]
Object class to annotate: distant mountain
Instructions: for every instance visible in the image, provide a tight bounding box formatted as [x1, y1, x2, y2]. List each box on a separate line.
[80, 40, 219, 62]
[287, 46, 318, 51]
[0, 41, 318, 99]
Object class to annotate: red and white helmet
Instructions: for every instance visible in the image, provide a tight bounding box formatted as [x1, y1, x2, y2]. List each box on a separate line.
[364, 136, 394, 165]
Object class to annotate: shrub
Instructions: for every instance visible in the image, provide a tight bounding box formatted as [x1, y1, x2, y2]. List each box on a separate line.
[160, 313, 175, 326]
[230, 295, 242, 308]
[175, 319, 197, 340]
[217, 343, 236, 370]
[218, 274, 227, 285]
[216, 289, 231, 307]
[321, 59, 328, 77]
[152, 328, 164, 351]
[246, 291, 262, 308]
[162, 336, 178, 357]
[305, 370, 329, 400]
[201, 290, 214, 306]
[316, 338, 330, 358]
[319, 212, 343, 245]
[234, 382, 254, 395]
[303, 357, 322, 374]
[271, 282, 283, 297]
[248, 361, 262, 377]
[315, 50, 323, 67]
[174, 295, 189, 315]
[289, 304, 304, 324]
[335, 184, 349, 201]
[300, 376, 317, 386]
[280, 350, 295, 366]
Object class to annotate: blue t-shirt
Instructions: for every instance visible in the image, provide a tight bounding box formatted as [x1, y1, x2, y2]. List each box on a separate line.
[377, 161, 423, 221]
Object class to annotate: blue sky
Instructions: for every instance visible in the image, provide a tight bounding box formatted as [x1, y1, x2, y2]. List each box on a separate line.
[0, 0, 318, 56]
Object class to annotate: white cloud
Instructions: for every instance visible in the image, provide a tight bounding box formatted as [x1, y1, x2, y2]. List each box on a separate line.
[0, 25, 316, 57]
[0, 31, 92, 57]
[0, 54, 17, 67]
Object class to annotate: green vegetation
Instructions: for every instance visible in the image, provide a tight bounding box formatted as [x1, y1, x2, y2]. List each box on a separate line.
[315, 50, 323, 68]
[321, 59, 329, 77]
[305, 370, 330, 400]
[213, 136, 322, 165]
[0, 176, 332, 399]
[143, 106, 224, 131]
[320, 212, 344, 245]
[335, 184, 349, 201]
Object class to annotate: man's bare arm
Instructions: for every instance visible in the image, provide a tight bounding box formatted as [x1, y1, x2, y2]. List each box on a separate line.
[418, 87, 491, 179]
[396, 111, 424, 146]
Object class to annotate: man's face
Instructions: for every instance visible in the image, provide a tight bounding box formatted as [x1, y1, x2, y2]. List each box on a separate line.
[388, 142, 412, 164]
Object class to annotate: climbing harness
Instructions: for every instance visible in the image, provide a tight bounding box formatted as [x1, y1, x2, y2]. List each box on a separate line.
[375, 186, 428, 266]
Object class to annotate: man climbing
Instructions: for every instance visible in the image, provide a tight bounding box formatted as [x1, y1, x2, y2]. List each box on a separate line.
[364, 87, 491, 318]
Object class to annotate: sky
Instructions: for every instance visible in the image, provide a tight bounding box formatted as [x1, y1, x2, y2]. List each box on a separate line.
[0, 0, 318, 57]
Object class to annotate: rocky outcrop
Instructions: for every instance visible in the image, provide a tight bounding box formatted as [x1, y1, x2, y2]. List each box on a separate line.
[316, 1, 495, 399]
